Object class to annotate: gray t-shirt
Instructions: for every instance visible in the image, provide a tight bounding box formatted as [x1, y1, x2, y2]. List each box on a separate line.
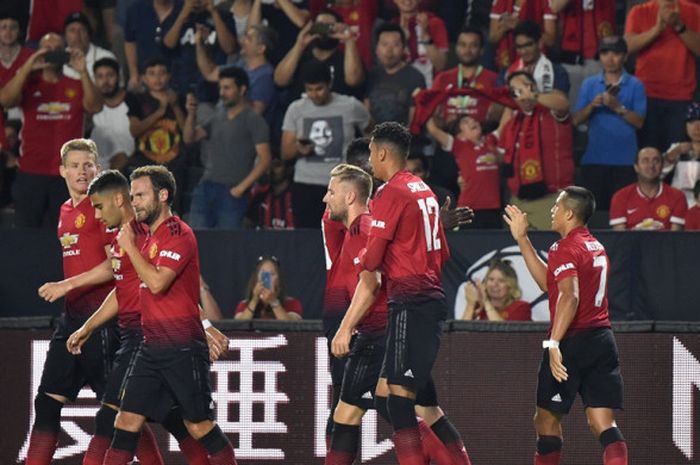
[367, 64, 425, 125]
[200, 106, 269, 186]
[282, 93, 370, 186]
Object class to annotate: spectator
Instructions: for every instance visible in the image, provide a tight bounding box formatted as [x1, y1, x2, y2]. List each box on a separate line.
[573, 35, 647, 210]
[82, 0, 118, 49]
[0, 13, 34, 92]
[426, 114, 502, 228]
[90, 57, 134, 171]
[365, 22, 425, 126]
[25, 0, 83, 42]
[280, 61, 369, 228]
[405, 152, 452, 208]
[625, 0, 700, 152]
[685, 180, 700, 229]
[227, 0, 254, 46]
[662, 102, 700, 206]
[500, 71, 573, 230]
[0, 33, 102, 228]
[455, 259, 532, 321]
[62, 11, 118, 82]
[610, 147, 688, 230]
[0, 119, 20, 207]
[124, 0, 179, 91]
[163, 0, 237, 101]
[184, 66, 271, 229]
[249, 0, 310, 65]
[273, 10, 364, 106]
[245, 158, 295, 229]
[234, 256, 303, 320]
[199, 275, 224, 320]
[392, 0, 448, 86]
[489, 0, 556, 69]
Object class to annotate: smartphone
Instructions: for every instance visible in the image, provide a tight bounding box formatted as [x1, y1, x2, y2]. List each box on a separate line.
[44, 50, 71, 66]
[606, 84, 621, 97]
[298, 138, 314, 145]
[261, 271, 272, 289]
[309, 22, 334, 36]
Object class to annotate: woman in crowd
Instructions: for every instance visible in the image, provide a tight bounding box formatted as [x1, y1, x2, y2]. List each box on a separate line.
[234, 256, 303, 320]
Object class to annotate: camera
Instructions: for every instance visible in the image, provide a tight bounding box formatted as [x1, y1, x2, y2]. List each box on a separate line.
[309, 22, 334, 36]
[606, 83, 621, 97]
[43, 50, 71, 66]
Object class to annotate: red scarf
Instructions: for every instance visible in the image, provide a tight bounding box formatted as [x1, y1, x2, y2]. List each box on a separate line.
[559, 0, 615, 55]
[502, 107, 548, 199]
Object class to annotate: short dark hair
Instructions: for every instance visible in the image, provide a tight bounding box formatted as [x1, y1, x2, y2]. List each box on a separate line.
[562, 186, 596, 224]
[219, 65, 249, 89]
[345, 137, 370, 166]
[249, 24, 278, 60]
[88, 169, 129, 196]
[513, 20, 542, 42]
[635, 146, 662, 164]
[301, 61, 332, 85]
[457, 25, 484, 48]
[130, 165, 177, 206]
[370, 122, 411, 159]
[93, 57, 120, 75]
[376, 22, 406, 46]
[506, 70, 536, 87]
[141, 56, 169, 74]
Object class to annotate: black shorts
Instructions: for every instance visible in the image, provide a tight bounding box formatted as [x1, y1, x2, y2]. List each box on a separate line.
[537, 327, 624, 415]
[101, 328, 143, 407]
[382, 298, 446, 393]
[340, 332, 385, 410]
[325, 316, 348, 387]
[38, 314, 119, 401]
[120, 341, 213, 423]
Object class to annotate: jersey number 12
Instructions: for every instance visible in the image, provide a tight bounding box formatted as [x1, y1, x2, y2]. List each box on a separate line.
[417, 197, 441, 252]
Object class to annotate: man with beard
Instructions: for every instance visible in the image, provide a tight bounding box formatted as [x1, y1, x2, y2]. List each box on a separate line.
[90, 57, 135, 171]
[184, 66, 272, 229]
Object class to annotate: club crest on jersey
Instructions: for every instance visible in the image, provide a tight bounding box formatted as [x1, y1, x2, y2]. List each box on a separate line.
[59, 232, 79, 249]
[65, 88, 77, 99]
[656, 204, 670, 219]
[149, 243, 158, 259]
[111, 258, 121, 272]
[74, 213, 86, 228]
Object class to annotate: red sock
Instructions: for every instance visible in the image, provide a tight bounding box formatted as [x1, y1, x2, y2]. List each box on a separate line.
[178, 435, 212, 465]
[102, 447, 133, 465]
[324, 449, 355, 465]
[393, 427, 428, 465]
[417, 420, 452, 465]
[82, 435, 111, 465]
[534, 451, 561, 465]
[603, 441, 628, 465]
[135, 424, 164, 465]
[428, 416, 473, 465]
[208, 443, 238, 465]
[25, 430, 59, 465]
[445, 440, 473, 465]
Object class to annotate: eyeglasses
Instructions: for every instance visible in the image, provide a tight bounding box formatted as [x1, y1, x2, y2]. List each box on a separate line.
[514, 41, 536, 50]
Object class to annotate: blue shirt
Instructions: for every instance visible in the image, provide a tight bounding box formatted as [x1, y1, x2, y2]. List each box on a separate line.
[575, 71, 647, 166]
[125, 0, 181, 72]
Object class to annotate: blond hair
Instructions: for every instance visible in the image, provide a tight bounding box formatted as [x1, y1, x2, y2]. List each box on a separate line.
[329, 163, 373, 202]
[60, 138, 98, 166]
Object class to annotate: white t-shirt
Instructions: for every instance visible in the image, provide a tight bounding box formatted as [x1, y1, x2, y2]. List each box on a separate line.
[90, 100, 134, 168]
[64, 43, 118, 82]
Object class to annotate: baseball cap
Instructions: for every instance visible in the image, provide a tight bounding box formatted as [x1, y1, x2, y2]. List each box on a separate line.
[598, 35, 627, 54]
[63, 11, 92, 35]
[686, 102, 700, 122]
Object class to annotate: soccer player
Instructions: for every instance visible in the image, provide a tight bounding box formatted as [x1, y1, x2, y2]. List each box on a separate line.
[28, 139, 117, 465]
[359, 122, 472, 465]
[503, 187, 628, 465]
[100, 165, 237, 465]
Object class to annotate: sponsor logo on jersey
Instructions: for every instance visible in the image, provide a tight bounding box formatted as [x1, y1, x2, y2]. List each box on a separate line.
[159, 250, 181, 261]
[551, 393, 562, 402]
[407, 181, 429, 193]
[553, 262, 575, 277]
[585, 241, 604, 252]
[403, 369, 414, 378]
[59, 232, 79, 249]
[371, 219, 385, 229]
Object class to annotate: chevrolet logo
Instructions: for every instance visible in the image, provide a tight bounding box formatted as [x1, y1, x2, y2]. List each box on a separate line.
[59, 232, 79, 249]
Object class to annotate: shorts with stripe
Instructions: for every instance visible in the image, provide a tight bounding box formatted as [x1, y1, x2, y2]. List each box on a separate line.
[340, 332, 385, 410]
[101, 327, 143, 407]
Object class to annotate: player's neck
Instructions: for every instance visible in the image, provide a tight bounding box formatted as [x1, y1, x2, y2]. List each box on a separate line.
[560, 222, 583, 237]
[69, 191, 87, 206]
[148, 208, 173, 233]
[344, 206, 368, 228]
[383, 163, 405, 182]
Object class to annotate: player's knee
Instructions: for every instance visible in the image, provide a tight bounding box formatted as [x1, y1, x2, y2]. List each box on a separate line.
[33, 393, 64, 430]
[196, 424, 231, 455]
[537, 435, 563, 455]
[95, 405, 118, 438]
[161, 409, 190, 441]
[114, 411, 145, 432]
[333, 401, 364, 425]
[185, 419, 215, 440]
[598, 426, 625, 447]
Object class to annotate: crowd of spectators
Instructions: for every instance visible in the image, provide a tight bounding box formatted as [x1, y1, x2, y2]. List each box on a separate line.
[0, 0, 699, 233]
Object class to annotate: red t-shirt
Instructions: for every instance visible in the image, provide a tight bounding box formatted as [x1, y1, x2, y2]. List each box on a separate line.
[609, 183, 688, 230]
[368, 170, 449, 302]
[234, 297, 304, 319]
[490, 0, 555, 68]
[322, 210, 350, 321]
[139, 216, 205, 347]
[474, 299, 531, 321]
[20, 74, 85, 176]
[58, 197, 114, 319]
[546, 227, 611, 336]
[625, 0, 700, 100]
[394, 13, 448, 84]
[685, 204, 700, 230]
[431, 65, 498, 121]
[558, 1, 615, 59]
[0, 47, 34, 88]
[26, 0, 84, 41]
[446, 133, 501, 210]
[111, 219, 148, 331]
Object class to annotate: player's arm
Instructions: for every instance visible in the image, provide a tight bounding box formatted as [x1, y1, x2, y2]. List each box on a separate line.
[503, 205, 547, 290]
[547, 276, 579, 382]
[118, 223, 177, 294]
[331, 270, 381, 358]
[359, 235, 390, 272]
[66, 288, 119, 354]
[199, 305, 229, 361]
[38, 245, 114, 303]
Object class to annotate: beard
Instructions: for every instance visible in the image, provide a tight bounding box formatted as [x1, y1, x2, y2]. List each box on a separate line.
[328, 207, 346, 223]
[138, 202, 161, 227]
[460, 56, 480, 67]
[101, 84, 120, 99]
[313, 36, 339, 51]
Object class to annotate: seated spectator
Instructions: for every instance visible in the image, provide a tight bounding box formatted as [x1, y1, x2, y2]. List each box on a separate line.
[573, 35, 647, 210]
[405, 152, 451, 208]
[0, 13, 34, 94]
[62, 11, 118, 82]
[610, 147, 688, 230]
[365, 22, 425, 126]
[426, 114, 502, 228]
[662, 102, 700, 206]
[234, 256, 303, 320]
[685, 180, 700, 230]
[184, 66, 271, 229]
[500, 71, 573, 230]
[625, 0, 700, 152]
[281, 61, 369, 228]
[249, 0, 309, 65]
[455, 259, 532, 321]
[90, 57, 134, 171]
[245, 158, 295, 229]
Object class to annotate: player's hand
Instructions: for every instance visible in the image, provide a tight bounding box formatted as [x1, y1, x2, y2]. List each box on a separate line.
[503, 204, 529, 240]
[439, 196, 474, 229]
[116, 222, 136, 251]
[331, 327, 352, 358]
[66, 325, 92, 354]
[548, 347, 568, 382]
[38, 281, 71, 303]
[205, 325, 229, 361]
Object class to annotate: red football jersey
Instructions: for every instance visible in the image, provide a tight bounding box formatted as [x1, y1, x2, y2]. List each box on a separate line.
[322, 210, 351, 321]
[685, 205, 700, 230]
[20, 74, 85, 176]
[26, 0, 84, 41]
[110, 219, 148, 331]
[0, 47, 33, 88]
[609, 183, 688, 230]
[474, 299, 531, 321]
[58, 197, 114, 319]
[368, 170, 449, 302]
[446, 133, 501, 210]
[490, 0, 555, 68]
[431, 66, 498, 121]
[139, 216, 205, 347]
[234, 297, 304, 319]
[546, 227, 611, 335]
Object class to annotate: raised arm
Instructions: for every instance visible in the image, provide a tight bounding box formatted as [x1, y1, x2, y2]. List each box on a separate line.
[503, 205, 548, 290]
[0, 48, 47, 107]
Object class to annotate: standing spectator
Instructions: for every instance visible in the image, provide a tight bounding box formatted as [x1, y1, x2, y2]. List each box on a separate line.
[25, 0, 83, 42]
[625, 0, 700, 152]
[489, 0, 556, 69]
[610, 147, 688, 230]
[249, 0, 309, 65]
[500, 71, 573, 230]
[365, 22, 425, 126]
[573, 35, 647, 210]
[0, 33, 102, 228]
[90, 57, 134, 171]
[684, 180, 700, 229]
[392, 0, 448, 86]
[662, 102, 700, 206]
[62, 11, 118, 82]
[184, 66, 271, 229]
[404, 152, 452, 208]
[280, 61, 369, 228]
[245, 158, 295, 229]
[0, 119, 20, 207]
[234, 256, 303, 320]
[82, 0, 118, 49]
[0, 13, 34, 91]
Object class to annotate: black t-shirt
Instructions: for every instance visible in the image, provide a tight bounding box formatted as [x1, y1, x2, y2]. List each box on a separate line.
[125, 91, 183, 164]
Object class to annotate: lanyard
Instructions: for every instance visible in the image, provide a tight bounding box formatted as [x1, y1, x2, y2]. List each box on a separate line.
[457, 64, 483, 88]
